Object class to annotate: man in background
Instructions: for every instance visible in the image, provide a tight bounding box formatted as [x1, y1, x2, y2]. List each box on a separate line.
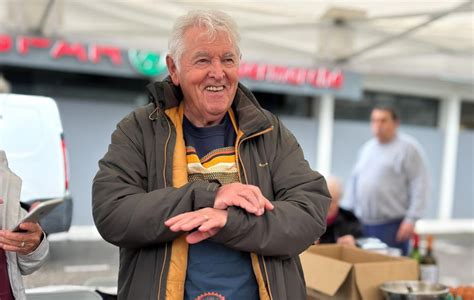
[342, 106, 430, 255]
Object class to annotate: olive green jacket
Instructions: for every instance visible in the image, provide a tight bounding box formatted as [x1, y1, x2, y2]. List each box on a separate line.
[92, 79, 330, 299]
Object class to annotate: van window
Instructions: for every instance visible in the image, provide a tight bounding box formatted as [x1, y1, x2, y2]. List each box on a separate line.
[3, 102, 44, 154]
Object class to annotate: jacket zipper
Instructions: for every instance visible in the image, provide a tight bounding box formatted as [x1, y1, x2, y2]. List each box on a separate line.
[157, 243, 168, 300]
[236, 126, 274, 300]
[262, 256, 274, 300]
[157, 112, 172, 300]
[162, 114, 172, 189]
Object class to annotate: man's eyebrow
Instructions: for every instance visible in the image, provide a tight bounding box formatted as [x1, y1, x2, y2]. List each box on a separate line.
[191, 51, 210, 59]
[223, 52, 237, 58]
[191, 51, 237, 59]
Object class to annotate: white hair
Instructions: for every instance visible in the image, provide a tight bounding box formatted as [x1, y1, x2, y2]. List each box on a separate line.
[168, 10, 241, 68]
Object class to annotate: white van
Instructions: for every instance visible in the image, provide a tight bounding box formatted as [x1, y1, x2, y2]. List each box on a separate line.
[0, 93, 72, 233]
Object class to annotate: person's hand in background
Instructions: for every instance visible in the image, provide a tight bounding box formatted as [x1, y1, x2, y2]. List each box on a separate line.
[336, 235, 357, 247]
[0, 222, 43, 255]
[396, 221, 415, 242]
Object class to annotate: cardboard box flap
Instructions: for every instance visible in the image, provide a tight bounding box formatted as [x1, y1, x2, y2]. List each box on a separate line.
[341, 245, 398, 263]
[300, 250, 353, 296]
[306, 244, 343, 259]
[353, 259, 419, 300]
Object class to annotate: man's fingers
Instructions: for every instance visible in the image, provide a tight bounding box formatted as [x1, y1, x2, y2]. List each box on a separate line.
[396, 224, 412, 242]
[167, 209, 226, 243]
[166, 212, 193, 230]
[172, 219, 200, 232]
[169, 215, 204, 232]
[198, 218, 221, 232]
[395, 229, 405, 242]
[248, 186, 267, 214]
[164, 214, 187, 226]
[263, 199, 274, 211]
[236, 190, 259, 213]
[187, 227, 220, 244]
[236, 199, 259, 215]
[186, 231, 209, 244]
[395, 230, 401, 241]
[215, 183, 273, 215]
[248, 185, 273, 214]
[166, 210, 218, 232]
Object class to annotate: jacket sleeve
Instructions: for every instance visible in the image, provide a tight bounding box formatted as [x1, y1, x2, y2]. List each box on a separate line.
[211, 117, 331, 258]
[92, 111, 219, 249]
[17, 232, 49, 275]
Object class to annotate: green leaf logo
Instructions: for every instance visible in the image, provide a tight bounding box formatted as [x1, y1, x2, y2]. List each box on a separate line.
[128, 50, 167, 77]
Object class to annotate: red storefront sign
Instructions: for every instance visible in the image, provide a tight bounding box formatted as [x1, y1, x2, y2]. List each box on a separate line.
[0, 34, 122, 65]
[239, 62, 343, 89]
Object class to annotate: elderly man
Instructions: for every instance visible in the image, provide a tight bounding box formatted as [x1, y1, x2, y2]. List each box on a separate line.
[0, 151, 49, 300]
[93, 10, 330, 300]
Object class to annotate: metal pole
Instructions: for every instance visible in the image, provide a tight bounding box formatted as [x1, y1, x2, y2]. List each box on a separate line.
[35, 0, 55, 35]
[315, 94, 335, 177]
[438, 95, 461, 220]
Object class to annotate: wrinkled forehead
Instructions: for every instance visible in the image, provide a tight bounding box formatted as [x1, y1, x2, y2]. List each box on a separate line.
[184, 25, 236, 51]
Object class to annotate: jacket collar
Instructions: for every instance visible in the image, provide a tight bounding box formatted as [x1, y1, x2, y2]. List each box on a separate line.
[146, 76, 182, 111]
[232, 83, 272, 137]
[146, 77, 272, 137]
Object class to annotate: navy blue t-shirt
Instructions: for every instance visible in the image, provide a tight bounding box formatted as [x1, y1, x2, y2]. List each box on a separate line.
[183, 114, 259, 300]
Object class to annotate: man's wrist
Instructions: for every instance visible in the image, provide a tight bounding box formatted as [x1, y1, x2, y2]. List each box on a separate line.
[403, 217, 417, 224]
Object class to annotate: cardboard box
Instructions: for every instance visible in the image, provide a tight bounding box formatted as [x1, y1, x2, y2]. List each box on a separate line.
[300, 244, 419, 300]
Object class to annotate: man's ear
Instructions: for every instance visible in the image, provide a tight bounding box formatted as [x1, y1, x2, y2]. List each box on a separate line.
[166, 55, 179, 86]
[395, 119, 401, 129]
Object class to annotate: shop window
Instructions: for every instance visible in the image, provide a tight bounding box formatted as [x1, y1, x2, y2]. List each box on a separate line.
[335, 91, 439, 127]
[252, 91, 313, 117]
[460, 101, 474, 130]
[1, 66, 148, 104]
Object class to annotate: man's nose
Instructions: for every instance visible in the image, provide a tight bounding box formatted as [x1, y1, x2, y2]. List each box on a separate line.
[209, 60, 225, 80]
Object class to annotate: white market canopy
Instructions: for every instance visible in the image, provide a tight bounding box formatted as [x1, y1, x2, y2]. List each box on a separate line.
[1, 0, 473, 85]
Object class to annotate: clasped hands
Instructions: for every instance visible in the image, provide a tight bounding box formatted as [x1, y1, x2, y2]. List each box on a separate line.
[165, 182, 274, 244]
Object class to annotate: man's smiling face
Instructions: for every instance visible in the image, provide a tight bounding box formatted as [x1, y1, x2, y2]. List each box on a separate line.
[167, 25, 240, 127]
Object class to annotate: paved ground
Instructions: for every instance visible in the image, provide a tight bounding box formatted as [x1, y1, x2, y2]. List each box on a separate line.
[435, 234, 474, 286]
[23, 231, 473, 293]
[23, 238, 119, 289]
